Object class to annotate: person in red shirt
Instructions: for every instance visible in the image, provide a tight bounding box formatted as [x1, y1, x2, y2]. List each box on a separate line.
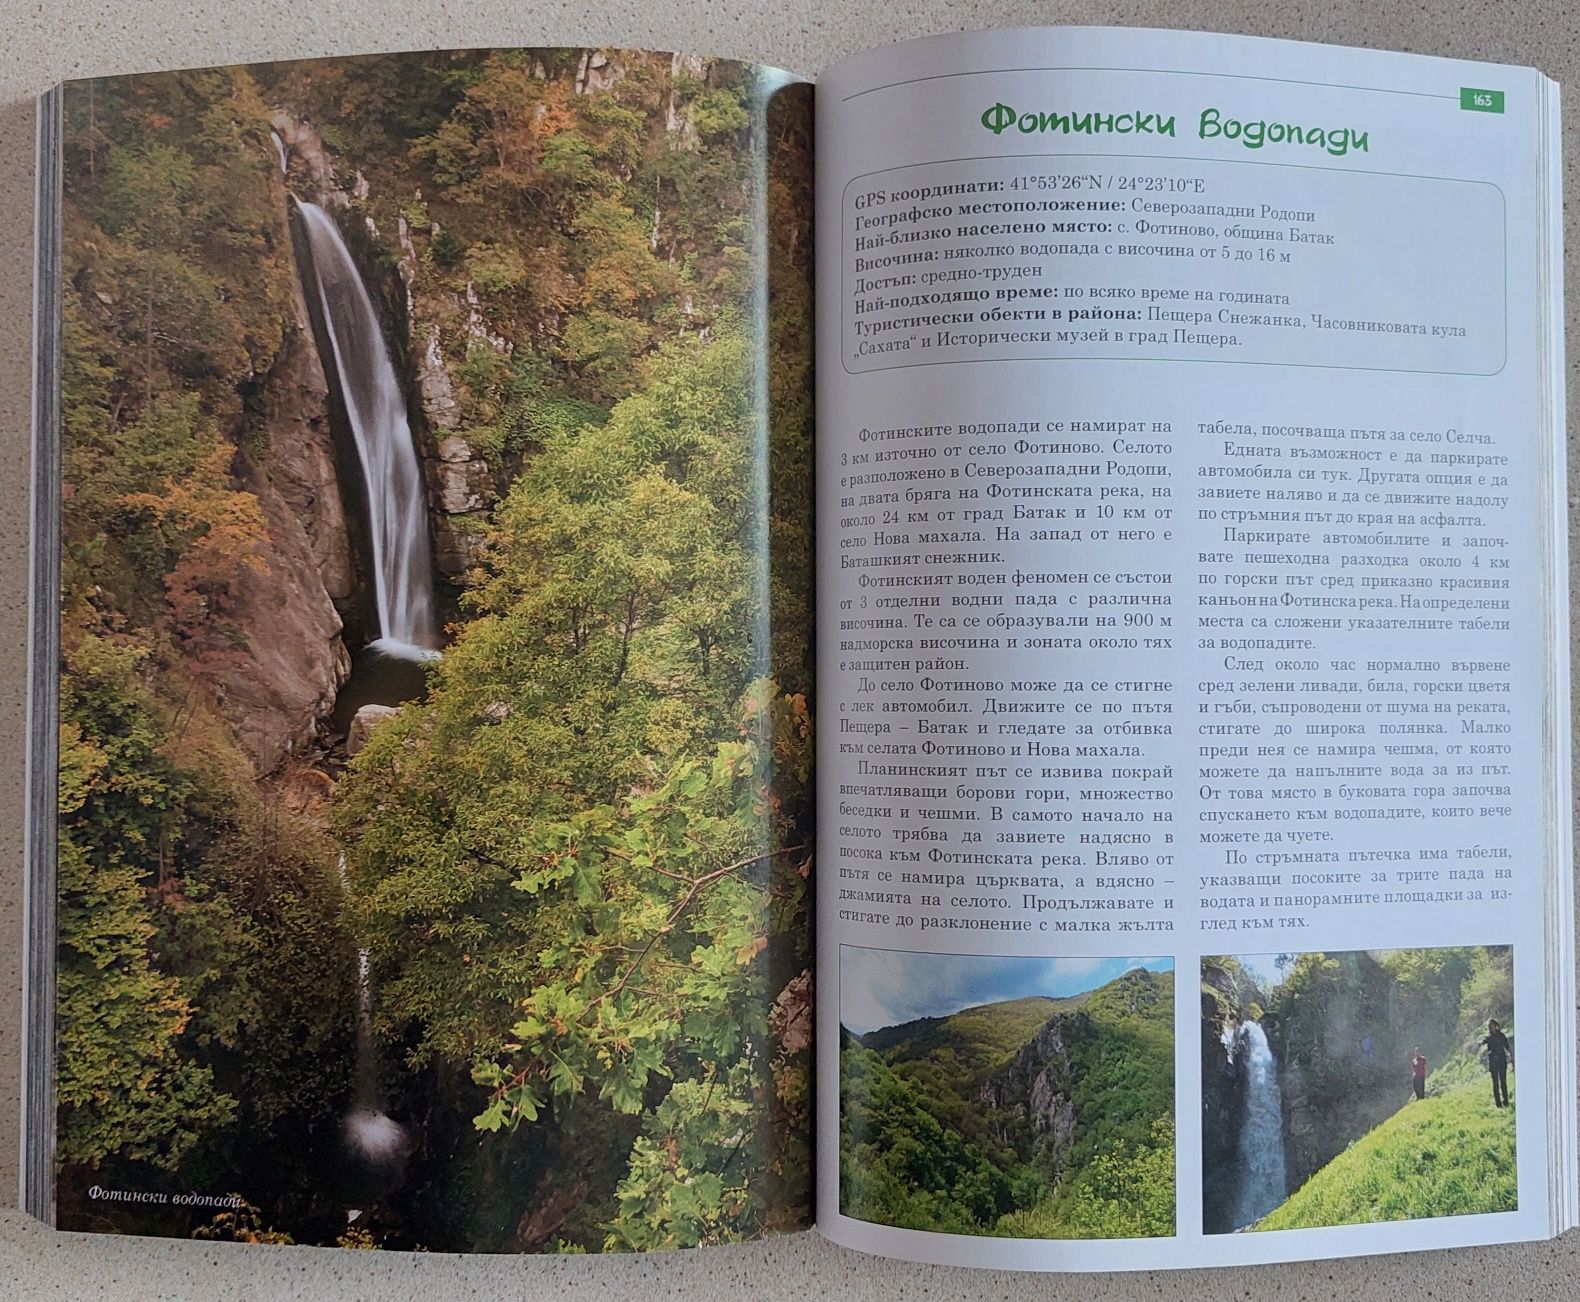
[1410, 1047, 1428, 1101]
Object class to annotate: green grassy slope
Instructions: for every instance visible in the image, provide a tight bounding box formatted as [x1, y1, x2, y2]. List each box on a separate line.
[1255, 1080, 1517, 1231]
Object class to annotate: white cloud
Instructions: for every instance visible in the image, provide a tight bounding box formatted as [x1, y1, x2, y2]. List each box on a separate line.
[838, 949, 1169, 1035]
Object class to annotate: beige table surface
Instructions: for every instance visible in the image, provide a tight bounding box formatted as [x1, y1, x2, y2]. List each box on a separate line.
[0, 0, 1575, 1296]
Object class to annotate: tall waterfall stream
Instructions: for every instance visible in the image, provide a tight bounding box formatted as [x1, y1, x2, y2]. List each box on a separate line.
[1230, 1019, 1288, 1229]
[295, 199, 439, 662]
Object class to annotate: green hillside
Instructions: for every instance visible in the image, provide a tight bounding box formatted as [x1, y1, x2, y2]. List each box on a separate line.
[1056, 970, 1175, 1174]
[861, 995, 1082, 1079]
[1255, 1081, 1516, 1231]
[841, 968, 1175, 1240]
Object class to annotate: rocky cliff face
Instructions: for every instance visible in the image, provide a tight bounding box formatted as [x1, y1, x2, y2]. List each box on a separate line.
[1199, 960, 1265, 1233]
[397, 217, 497, 581]
[258, 297, 357, 608]
[277, 105, 501, 587]
[1275, 1016, 1422, 1190]
[216, 168, 359, 774]
[978, 1015, 1083, 1183]
[225, 448, 352, 771]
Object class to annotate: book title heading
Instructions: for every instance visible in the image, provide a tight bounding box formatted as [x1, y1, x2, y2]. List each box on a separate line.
[979, 105, 1371, 157]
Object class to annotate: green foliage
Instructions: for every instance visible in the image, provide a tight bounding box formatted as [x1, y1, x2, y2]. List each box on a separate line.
[840, 1037, 1014, 1234]
[55, 631, 235, 1170]
[602, 1062, 758, 1250]
[55, 620, 360, 1187]
[463, 240, 529, 294]
[470, 682, 806, 1131]
[335, 322, 810, 1244]
[1043, 970, 1175, 1180]
[841, 970, 1175, 1240]
[363, 51, 758, 412]
[65, 68, 292, 421]
[689, 89, 750, 139]
[334, 326, 764, 923]
[429, 226, 464, 267]
[997, 1117, 1176, 1240]
[455, 348, 607, 462]
[1255, 1083, 1516, 1230]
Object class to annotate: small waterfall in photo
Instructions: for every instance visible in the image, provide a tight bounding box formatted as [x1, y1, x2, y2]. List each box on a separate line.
[336, 854, 411, 1173]
[294, 200, 439, 662]
[1232, 1019, 1288, 1229]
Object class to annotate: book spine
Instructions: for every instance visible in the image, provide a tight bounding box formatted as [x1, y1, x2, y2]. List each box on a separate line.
[1535, 72, 1574, 1237]
[23, 81, 63, 1226]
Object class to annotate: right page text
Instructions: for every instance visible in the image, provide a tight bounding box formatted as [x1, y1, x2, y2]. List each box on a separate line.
[815, 26, 1565, 1271]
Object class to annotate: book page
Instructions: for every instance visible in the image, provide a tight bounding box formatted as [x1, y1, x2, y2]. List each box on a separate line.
[35, 49, 815, 1251]
[813, 26, 1568, 1270]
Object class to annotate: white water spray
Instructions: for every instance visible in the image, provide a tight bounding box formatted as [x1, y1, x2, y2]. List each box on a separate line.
[337, 853, 409, 1165]
[295, 200, 438, 662]
[270, 130, 288, 175]
[1232, 1020, 1287, 1229]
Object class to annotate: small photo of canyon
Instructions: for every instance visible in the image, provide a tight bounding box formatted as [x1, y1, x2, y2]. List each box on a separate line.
[838, 947, 1175, 1240]
[1202, 946, 1517, 1234]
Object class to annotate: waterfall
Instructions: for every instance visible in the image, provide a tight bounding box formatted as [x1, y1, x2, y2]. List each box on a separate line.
[337, 854, 409, 1164]
[1232, 1020, 1288, 1228]
[291, 195, 424, 1194]
[270, 130, 288, 175]
[294, 200, 439, 662]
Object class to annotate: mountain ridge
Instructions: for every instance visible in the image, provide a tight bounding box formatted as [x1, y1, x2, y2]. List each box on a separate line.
[850, 993, 1084, 1076]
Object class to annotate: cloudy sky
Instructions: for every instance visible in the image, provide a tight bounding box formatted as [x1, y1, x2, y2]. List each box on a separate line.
[838, 949, 1173, 1036]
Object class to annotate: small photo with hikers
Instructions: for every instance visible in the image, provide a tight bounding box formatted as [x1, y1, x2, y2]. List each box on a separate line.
[1201, 945, 1517, 1234]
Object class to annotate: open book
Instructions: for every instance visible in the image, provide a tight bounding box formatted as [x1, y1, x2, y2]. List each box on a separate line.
[23, 25, 1572, 1271]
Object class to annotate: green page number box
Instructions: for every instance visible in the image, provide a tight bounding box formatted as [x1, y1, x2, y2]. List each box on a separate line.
[1460, 87, 1506, 113]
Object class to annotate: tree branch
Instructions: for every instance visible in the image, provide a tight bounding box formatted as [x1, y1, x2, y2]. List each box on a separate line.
[580, 843, 806, 1023]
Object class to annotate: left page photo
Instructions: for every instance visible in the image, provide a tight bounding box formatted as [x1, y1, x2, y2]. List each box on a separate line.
[32, 46, 815, 1252]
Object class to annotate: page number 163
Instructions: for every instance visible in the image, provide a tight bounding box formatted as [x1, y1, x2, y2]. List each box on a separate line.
[1460, 87, 1506, 113]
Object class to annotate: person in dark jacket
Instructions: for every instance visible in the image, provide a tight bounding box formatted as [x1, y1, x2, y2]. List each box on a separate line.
[1410, 1047, 1428, 1101]
[1482, 1019, 1513, 1107]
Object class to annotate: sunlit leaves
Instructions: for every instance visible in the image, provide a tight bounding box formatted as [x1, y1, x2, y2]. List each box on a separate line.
[55, 631, 237, 1170]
